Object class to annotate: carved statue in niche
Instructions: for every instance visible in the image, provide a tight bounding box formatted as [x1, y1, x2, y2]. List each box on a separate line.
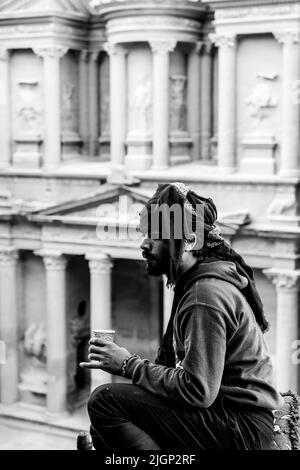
[170, 75, 187, 133]
[61, 83, 77, 133]
[245, 73, 278, 130]
[69, 300, 90, 392]
[101, 92, 110, 135]
[129, 75, 152, 136]
[19, 323, 47, 395]
[16, 81, 43, 135]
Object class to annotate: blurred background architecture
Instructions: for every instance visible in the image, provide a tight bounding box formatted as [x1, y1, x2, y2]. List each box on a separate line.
[0, 0, 299, 448]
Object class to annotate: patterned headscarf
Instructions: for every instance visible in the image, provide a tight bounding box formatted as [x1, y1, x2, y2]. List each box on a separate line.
[140, 183, 269, 334]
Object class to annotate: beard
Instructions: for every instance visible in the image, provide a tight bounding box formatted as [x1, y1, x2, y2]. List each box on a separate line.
[142, 244, 170, 278]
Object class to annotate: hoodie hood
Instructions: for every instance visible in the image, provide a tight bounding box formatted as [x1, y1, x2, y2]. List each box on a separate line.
[176, 260, 248, 295]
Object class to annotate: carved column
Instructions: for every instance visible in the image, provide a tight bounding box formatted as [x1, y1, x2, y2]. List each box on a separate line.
[86, 253, 113, 390]
[209, 34, 237, 173]
[37, 251, 68, 414]
[187, 42, 202, 161]
[0, 248, 19, 405]
[79, 50, 90, 155]
[264, 268, 300, 391]
[0, 50, 11, 169]
[201, 40, 214, 161]
[274, 32, 300, 177]
[104, 43, 127, 170]
[150, 40, 176, 170]
[34, 46, 68, 170]
[88, 51, 100, 157]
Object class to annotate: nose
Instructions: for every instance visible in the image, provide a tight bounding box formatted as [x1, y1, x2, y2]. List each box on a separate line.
[140, 236, 152, 251]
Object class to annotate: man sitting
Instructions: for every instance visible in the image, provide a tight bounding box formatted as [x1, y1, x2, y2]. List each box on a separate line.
[80, 182, 283, 451]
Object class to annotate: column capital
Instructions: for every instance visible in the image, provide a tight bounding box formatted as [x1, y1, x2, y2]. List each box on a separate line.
[209, 33, 236, 48]
[89, 50, 100, 62]
[150, 40, 177, 54]
[79, 50, 90, 63]
[263, 268, 300, 291]
[0, 247, 18, 266]
[273, 31, 300, 45]
[0, 49, 9, 62]
[103, 42, 126, 57]
[33, 46, 68, 59]
[35, 250, 67, 271]
[86, 253, 113, 275]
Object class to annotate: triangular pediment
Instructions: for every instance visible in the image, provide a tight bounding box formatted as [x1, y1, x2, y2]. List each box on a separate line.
[0, 0, 92, 16]
[29, 184, 152, 226]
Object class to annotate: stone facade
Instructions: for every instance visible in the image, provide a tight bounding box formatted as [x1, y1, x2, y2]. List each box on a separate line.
[0, 0, 299, 426]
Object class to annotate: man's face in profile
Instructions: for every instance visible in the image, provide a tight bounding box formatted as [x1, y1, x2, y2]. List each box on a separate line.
[140, 237, 170, 277]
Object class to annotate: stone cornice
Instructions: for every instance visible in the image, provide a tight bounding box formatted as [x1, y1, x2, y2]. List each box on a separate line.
[91, 0, 207, 22]
[202, 0, 299, 8]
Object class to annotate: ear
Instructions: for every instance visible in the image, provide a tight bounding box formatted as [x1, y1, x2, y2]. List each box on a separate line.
[185, 234, 197, 252]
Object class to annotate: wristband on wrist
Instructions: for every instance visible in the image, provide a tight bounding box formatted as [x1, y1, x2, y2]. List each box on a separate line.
[121, 354, 139, 377]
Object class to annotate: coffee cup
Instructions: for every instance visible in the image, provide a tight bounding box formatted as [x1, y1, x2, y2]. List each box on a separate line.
[91, 329, 115, 342]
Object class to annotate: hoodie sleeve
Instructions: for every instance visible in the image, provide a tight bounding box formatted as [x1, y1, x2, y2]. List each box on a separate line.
[125, 304, 229, 408]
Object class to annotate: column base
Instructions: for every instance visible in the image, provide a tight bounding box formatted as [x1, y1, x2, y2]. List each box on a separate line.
[279, 169, 300, 178]
[217, 164, 236, 175]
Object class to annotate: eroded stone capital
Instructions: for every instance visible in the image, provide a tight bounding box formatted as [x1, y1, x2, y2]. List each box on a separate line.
[150, 40, 177, 54]
[79, 50, 90, 63]
[209, 33, 236, 48]
[263, 268, 300, 291]
[103, 42, 126, 57]
[86, 253, 113, 275]
[33, 46, 68, 60]
[0, 49, 9, 62]
[0, 248, 18, 266]
[35, 250, 67, 271]
[273, 31, 300, 45]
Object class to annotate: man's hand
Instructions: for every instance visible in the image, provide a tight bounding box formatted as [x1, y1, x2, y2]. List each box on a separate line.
[79, 338, 132, 376]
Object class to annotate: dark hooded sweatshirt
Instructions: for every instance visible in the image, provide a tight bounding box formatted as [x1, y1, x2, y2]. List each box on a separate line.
[125, 260, 283, 411]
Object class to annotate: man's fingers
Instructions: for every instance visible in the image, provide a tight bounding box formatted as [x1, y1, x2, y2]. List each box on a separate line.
[79, 361, 102, 369]
[89, 345, 106, 355]
[89, 338, 110, 347]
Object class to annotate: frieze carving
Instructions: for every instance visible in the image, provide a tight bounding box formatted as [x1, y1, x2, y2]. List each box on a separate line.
[209, 33, 236, 48]
[86, 254, 113, 275]
[274, 31, 300, 45]
[245, 73, 278, 124]
[107, 16, 201, 35]
[263, 269, 300, 291]
[33, 46, 68, 60]
[215, 5, 293, 20]
[170, 75, 187, 132]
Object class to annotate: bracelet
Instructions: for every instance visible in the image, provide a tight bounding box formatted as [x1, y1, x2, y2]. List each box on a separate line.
[121, 354, 139, 377]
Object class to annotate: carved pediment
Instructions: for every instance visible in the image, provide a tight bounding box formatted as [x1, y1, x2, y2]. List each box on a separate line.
[0, 0, 92, 16]
[29, 184, 152, 226]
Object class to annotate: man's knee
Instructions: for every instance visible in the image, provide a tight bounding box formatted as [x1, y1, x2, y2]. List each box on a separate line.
[88, 383, 113, 416]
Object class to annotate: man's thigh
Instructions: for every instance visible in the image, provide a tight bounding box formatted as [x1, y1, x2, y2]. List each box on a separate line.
[88, 383, 235, 451]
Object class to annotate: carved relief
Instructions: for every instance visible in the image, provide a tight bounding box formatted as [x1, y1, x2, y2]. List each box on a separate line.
[61, 83, 77, 133]
[24, 323, 46, 362]
[170, 75, 187, 132]
[16, 80, 43, 135]
[245, 74, 278, 127]
[129, 75, 152, 136]
[267, 196, 297, 217]
[216, 5, 293, 20]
